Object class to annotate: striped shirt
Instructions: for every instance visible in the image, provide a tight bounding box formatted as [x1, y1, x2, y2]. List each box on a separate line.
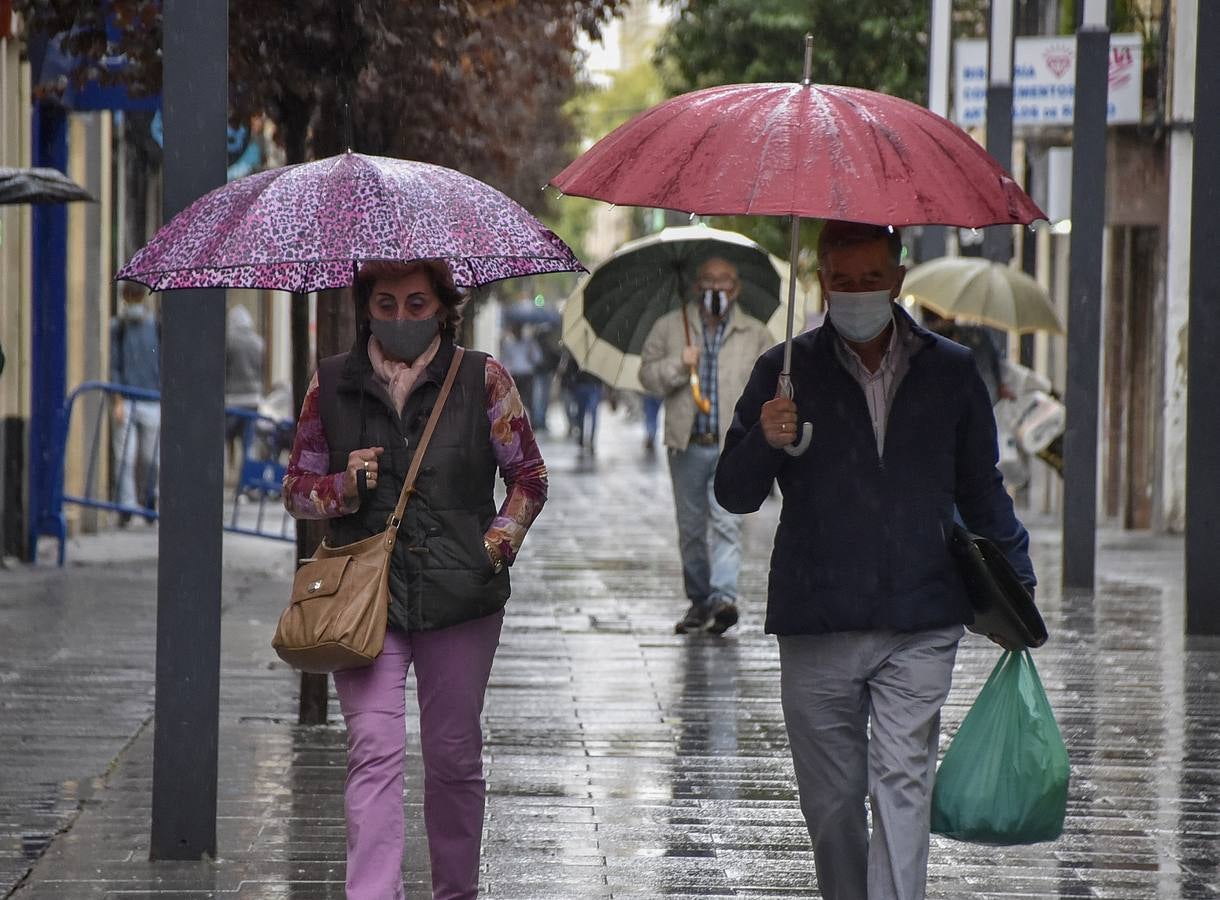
[693, 312, 729, 437]
[835, 317, 906, 458]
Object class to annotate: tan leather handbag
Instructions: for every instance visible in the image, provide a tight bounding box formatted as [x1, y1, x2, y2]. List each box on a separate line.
[273, 348, 465, 673]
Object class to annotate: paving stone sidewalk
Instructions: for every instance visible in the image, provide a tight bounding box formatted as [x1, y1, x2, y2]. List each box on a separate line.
[2, 409, 1219, 899]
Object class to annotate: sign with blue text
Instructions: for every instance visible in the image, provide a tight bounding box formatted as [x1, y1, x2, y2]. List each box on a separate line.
[954, 34, 1143, 128]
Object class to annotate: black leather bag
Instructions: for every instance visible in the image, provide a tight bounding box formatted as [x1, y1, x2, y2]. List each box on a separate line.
[949, 524, 1047, 649]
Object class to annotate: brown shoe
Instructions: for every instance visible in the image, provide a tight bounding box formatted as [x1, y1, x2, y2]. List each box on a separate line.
[674, 602, 713, 634]
[706, 600, 739, 635]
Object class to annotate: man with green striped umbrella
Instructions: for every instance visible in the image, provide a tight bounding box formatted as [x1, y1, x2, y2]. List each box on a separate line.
[641, 256, 773, 635]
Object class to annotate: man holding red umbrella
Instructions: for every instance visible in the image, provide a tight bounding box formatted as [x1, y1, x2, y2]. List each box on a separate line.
[715, 220, 1036, 900]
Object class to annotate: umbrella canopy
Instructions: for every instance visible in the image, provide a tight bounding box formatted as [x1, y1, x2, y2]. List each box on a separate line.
[550, 82, 1046, 228]
[561, 225, 796, 392]
[903, 257, 1063, 335]
[117, 152, 583, 292]
[0, 166, 94, 205]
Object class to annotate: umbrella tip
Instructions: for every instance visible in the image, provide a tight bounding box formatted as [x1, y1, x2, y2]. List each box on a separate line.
[802, 33, 814, 86]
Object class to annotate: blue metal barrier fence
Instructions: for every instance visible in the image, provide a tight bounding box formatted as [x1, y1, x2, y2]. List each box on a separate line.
[37, 381, 295, 565]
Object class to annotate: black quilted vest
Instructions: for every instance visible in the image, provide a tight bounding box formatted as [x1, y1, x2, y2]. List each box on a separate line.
[316, 340, 510, 632]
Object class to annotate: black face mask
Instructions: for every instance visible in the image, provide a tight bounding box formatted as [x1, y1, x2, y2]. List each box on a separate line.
[369, 316, 439, 363]
[702, 289, 728, 318]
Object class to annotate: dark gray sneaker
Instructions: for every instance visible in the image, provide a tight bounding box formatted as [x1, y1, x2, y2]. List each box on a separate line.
[674, 602, 713, 634]
[706, 600, 739, 635]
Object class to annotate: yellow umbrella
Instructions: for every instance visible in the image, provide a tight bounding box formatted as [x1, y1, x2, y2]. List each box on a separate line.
[902, 257, 1063, 335]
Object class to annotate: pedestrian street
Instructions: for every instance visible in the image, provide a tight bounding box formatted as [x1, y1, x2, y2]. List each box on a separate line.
[4, 409, 1218, 899]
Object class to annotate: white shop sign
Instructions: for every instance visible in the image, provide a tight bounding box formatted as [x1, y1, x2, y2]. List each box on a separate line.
[954, 34, 1143, 127]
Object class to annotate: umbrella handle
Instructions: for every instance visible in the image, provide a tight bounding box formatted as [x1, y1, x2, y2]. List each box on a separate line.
[690, 369, 713, 415]
[777, 372, 812, 456]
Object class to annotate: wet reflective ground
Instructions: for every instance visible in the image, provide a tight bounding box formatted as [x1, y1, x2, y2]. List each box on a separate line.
[4, 411, 1220, 898]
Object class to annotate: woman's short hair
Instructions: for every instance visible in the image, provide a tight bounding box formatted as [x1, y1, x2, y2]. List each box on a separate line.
[355, 259, 466, 340]
[817, 221, 903, 268]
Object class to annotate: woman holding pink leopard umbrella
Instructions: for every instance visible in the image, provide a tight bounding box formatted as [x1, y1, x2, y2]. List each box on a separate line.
[283, 257, 546, 900]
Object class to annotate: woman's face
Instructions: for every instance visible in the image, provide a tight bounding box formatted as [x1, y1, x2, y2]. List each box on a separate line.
[367, 270, 444, 323]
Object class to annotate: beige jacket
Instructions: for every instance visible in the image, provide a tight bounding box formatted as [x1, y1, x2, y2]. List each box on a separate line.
[639, 304, 775, 451]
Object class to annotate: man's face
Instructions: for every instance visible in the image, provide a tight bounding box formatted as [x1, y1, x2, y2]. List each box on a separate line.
[694, 258, 741, 310]
[818, 239, 905, 298]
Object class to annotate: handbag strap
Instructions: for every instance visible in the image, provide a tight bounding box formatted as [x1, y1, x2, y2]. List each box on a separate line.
[384, 347, 466, 541]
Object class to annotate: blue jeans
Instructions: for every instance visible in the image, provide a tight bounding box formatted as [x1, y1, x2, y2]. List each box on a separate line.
[667, 443, 742, 606]
[112, 399, 161, 510]
[571, 382, 601, 447]
[642, 394, 662, 443]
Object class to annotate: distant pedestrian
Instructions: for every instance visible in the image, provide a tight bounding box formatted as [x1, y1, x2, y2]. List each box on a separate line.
[715, 220, 1036, 900]
[640, 256, 772, 635]
[500, 322, 542, 427]
[109, 283, 160, 525]
[559, 351, 603, 454]
[532, 324, 563, 431]
[921, 307, 1006, 406]
[282, 260, 547, 900]
[224, 304, 266, 472]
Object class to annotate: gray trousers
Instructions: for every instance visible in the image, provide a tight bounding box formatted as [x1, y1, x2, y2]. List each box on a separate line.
[778, 626, 963, 900]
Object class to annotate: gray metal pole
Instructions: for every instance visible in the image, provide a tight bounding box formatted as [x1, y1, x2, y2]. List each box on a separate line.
[1186, 1, 1220, 633]
[919, 0, 952, 262]
[983, 0, 1015, 264]
[1062, 17, 1110, 591]
[151, 0, 227, 859]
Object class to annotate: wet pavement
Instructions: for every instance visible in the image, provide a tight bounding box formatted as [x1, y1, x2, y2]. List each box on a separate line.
[2, 408, 1219, 898]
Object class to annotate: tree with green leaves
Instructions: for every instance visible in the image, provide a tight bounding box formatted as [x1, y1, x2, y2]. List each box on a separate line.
[14, 0, 626, 209]
[658, 0, 933, 105]
[652, 0, 986, 261]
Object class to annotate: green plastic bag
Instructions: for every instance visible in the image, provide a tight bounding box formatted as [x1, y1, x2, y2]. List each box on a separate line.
[931, 650, 1069, 844]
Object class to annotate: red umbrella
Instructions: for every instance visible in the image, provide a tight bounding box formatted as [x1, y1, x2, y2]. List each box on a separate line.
[550, 37, 1045, 454]
[550, 66, 1042, 228]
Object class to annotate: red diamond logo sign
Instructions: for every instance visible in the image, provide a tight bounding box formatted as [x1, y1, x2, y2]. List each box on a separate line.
[1045, 47, 1073, 79]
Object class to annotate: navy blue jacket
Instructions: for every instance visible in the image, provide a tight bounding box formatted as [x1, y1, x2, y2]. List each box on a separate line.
[714, 309, 1035, 636]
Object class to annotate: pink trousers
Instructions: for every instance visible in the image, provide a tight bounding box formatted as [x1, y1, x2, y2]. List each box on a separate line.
[333, 609, 504, 900]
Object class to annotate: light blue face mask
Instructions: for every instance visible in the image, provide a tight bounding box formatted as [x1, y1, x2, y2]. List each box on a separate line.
[826, 290, 894, 343]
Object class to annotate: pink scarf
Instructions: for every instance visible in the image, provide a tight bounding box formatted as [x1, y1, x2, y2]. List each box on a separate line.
[368, 334, 442, 414]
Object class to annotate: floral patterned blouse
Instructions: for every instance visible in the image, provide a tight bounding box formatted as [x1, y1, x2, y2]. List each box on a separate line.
[282, 356, 547, 565]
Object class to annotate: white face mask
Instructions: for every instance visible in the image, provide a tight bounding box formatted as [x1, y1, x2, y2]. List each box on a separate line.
[826, 290, 894, 343]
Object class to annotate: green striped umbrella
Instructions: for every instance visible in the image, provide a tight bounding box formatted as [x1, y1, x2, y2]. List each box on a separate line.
[561, 225, 798, 392]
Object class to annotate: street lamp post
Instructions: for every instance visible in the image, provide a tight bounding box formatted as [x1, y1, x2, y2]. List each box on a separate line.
[150, 0, 228, 860]
[919, 0, 952, 262]
[1062, 0, 1110, 591]
[983, 0, 1015, 265]
[1186, 2, 1220, 633]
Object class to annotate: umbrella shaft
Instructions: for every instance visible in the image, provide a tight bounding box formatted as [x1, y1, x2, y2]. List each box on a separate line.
[782, 216, 802, 375]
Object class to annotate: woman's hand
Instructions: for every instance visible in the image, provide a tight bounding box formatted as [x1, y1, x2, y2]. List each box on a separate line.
[760, 397, 798, 449]
[343, 447, 385, 502]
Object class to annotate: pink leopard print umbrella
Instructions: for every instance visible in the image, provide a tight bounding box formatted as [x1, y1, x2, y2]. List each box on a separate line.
[117, 152, 584, 291]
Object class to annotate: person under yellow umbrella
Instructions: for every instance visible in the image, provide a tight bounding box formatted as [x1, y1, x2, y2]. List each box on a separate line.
[906, 256, 1066, 480]
[902, 256, 1063, 335]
